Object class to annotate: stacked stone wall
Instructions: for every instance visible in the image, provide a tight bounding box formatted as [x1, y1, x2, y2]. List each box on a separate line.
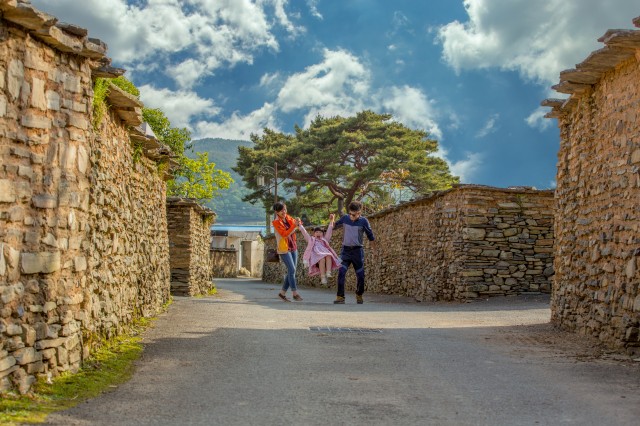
[211, 248, 238, 278]
[549, 41, 640, 351]
[263, 185, 554, 302]
[167, 198, 214, 296]
[0, 3, 171, 393]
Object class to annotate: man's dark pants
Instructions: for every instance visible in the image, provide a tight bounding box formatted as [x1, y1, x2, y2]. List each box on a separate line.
[337, 246, 365, 297]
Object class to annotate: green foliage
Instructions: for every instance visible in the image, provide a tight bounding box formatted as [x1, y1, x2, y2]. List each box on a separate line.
[142, 108, 191, 157]
[110, 76, 140, 98]
[91, 78, 111, 130]
[168, 152, 233, 202]
[235, 110, 459, 216]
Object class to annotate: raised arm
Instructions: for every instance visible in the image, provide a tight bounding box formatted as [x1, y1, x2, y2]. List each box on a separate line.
[325, 213, 335, 241]
[297, 220, 312, 243]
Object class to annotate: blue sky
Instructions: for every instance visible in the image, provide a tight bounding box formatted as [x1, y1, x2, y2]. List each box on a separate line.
[32, 0, 640, 189]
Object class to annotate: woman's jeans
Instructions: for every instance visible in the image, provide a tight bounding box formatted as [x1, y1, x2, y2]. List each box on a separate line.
[280, 250, 298, 292]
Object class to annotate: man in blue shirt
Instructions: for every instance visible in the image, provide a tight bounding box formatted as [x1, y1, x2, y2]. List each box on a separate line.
[333, 201, 375, 304]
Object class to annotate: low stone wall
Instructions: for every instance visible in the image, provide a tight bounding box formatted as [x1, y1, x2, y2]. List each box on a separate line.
[0, 2, 172, 393]
[263, 185, 554, 302]
[167, 198, 215, 296]
[543, 17, 640, 352]
[211, 248, 238, 278]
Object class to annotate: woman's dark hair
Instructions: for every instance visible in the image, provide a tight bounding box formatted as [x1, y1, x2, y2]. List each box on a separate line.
[273, 202, 286, 212]
[312, 226, 324, 233]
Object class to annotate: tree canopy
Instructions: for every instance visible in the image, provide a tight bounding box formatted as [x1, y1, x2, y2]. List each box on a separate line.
[234, 110, 459, 219]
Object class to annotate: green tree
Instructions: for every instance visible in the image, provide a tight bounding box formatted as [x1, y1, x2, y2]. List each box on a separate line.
[235, 110, 458, 215]
[168, 152, 232, 200]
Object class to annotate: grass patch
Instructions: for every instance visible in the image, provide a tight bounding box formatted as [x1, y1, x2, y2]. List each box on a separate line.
[0, 319, 153, 425]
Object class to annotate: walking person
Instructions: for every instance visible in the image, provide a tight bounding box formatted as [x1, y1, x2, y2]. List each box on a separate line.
[333, 201, 376, 304]
[298, 214, 341, 285]
[272, 202, 303, 301]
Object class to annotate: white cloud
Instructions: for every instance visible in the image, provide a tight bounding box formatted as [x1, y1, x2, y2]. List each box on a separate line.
[435, 146, 483, 182]
[437, 0, 640, 85]
[306, 0, 323, 19]
[377, 86, 442, 139]
[271, 0, 306, 36]
[525, 107, 553, 131]
[139, 85, 220, 129]
[449, 152, 484, 182]
[32, 0, 297, 88]
[194, 103, 280, 140]
[276, 49, 370, 116]
[475, 113, 499, 138]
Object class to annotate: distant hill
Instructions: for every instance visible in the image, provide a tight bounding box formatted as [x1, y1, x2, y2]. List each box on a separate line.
[189, 138, 266, 225]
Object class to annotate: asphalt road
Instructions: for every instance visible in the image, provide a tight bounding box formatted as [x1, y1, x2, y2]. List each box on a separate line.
[45, 278, 640, 426]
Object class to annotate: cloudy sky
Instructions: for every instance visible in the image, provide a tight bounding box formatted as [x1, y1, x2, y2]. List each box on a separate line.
[32, 0, 640, 188]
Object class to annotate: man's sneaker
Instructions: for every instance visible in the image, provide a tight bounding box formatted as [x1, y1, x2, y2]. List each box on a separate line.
[356, 295, 363, 304]
[333, 296, 345, 304]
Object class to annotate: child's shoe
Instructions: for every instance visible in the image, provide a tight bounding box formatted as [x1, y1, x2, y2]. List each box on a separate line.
[321, 275, 327, 285]
[326, 271, 332, 278]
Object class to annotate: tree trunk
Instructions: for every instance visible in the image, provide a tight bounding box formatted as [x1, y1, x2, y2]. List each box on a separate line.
[337, 198, 344, 216]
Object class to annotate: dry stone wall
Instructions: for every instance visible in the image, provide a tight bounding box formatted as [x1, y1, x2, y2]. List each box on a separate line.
[263, 185, 554, 302]
[167, 197, 215, 296]
[211, 248, 237, 278]
[543, 17, 640, 353]
[0, 1, 171, 393]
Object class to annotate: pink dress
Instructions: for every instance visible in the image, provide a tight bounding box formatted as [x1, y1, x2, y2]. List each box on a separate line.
[300, 224, 341, 277]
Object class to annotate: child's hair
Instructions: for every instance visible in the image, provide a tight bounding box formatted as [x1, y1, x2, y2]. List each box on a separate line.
[312, 226, 324, 233]
[348, 200, 362, 212]
[273, 202, 286, 212]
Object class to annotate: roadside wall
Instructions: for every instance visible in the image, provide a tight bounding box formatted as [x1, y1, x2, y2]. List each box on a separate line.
[0, 2, 172, 393]
[263, 185, 554, 302]
[167, 198, 215, 296]
[211, 248, 237, 278]
[543, 17, 640, 352]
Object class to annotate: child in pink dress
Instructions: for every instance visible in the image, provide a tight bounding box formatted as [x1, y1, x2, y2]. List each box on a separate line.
[298, 214, 341, 284]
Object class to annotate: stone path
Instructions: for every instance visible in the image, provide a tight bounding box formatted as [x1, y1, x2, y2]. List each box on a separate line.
[45, 278, 640, 425]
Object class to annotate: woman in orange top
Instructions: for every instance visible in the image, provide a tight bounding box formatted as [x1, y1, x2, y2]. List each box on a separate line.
[272, 202, 303, 301]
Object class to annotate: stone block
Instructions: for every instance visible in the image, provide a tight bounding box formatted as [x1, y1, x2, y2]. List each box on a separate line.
[0, 243, 5, 276]
[21, 114, 51, 129]
[46, 90, 60, 111]
[13, 347, 42, 365]
[463, 228, 486, 241]
[35, 338, 66, 350]
[32, 194, 57, 208]
[31, 77, 47, 110]
[73, 256, 87, 272]
[0, 94, 7, 117]
[7, 59, 24, 101]
[21, 251, 61, 274]
[0, 180, 16, 203]
[0, 356, 16, 372]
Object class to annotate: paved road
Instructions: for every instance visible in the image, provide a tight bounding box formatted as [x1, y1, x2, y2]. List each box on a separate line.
[46, 278, 640, 426]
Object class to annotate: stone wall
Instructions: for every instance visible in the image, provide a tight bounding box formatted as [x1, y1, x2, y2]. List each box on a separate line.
[211, 248, 237, 278]
[167, 197, 215, 296]
[0, 2, 172, 393]
[263, 185, 554, 302]
[543, 17, 640, 352]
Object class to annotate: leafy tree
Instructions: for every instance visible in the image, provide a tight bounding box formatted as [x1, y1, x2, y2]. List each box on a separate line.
[167, 152, 232, 200]
[235, 110, 458, 215]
